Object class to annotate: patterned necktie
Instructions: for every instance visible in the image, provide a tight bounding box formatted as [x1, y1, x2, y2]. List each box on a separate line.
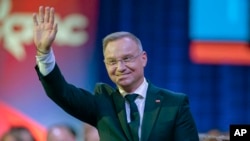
[125, 94, 140, 141]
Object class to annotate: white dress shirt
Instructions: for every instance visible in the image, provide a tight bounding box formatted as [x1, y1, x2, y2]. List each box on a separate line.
[119, 79, 148, 141]
[36, 49, 55, 76]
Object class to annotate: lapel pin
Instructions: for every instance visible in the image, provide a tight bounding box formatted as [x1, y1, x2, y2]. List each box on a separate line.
[155, 99, 161, 103]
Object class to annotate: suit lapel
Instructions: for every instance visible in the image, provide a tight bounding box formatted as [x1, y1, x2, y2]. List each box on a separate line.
[141, 84, 163, 141]
[112, 91, 132, 141]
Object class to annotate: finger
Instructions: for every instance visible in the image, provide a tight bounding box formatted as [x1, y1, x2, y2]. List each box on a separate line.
[39, 6, 44, 23]
[33, 13, 38, 26]
[49, 7, 55, 24]
[44, 6, 50, 23]
[52, 23, 58, 36]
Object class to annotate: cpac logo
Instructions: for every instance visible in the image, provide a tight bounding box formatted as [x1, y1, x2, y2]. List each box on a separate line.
[0, 0, 89, 61]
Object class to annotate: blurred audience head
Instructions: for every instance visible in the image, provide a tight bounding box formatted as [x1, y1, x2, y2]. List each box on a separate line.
[47, 123, 76, 141]
[0, 126, 35, 141]
[84, 123, 99, 141]
[199, 129, 229, 141]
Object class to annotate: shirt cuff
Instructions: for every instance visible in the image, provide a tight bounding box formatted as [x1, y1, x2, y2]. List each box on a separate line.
[35, 49, 55, 76]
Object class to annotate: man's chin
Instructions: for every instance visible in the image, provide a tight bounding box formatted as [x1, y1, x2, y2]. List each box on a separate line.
[117, 79, 130, 87]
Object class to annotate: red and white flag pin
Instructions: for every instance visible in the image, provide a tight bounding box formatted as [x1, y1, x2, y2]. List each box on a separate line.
[155, 99, 161, 103]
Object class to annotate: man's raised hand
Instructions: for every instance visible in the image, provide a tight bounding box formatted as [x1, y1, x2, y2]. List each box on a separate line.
[33, 6, 57, 55]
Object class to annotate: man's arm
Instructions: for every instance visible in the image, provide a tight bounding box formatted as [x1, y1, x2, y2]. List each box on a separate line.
[175, 96, 199, 141]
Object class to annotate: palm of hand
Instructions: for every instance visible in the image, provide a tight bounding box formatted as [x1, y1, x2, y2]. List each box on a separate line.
[34, 22, 56, 49]
[33, 6, 57, 52]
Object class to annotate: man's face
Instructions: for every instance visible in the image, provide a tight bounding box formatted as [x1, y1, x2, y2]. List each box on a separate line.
[104, 37, 147, 92]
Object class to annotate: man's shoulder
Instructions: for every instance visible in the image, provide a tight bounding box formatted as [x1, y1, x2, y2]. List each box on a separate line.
[148, 82, 187, 100]
[94, 82, 115, 96]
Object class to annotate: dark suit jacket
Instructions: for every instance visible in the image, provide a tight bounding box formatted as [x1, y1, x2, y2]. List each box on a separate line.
[35, 64, 199, 141]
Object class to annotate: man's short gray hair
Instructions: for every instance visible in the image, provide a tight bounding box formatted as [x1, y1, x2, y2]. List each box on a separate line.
[102, 31, 143, 53]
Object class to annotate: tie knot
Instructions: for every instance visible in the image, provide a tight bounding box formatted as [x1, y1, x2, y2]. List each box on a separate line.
[125, 94, 139, 103]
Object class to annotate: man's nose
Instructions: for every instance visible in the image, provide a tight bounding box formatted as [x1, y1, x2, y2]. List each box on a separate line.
[116, 60, 126, 70]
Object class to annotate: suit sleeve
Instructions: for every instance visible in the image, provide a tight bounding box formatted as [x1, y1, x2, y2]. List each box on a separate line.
[35, 64, 98, 124]
[174, 95, 199, 141]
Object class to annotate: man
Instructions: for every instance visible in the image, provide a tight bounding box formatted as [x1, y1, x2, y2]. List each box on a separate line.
[33, 6, 199, 141]
[47, 124, 77, 141]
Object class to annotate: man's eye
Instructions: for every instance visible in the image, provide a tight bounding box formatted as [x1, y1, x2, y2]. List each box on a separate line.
[109, 60, 117, 64]
[123, 57, 131, 62]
